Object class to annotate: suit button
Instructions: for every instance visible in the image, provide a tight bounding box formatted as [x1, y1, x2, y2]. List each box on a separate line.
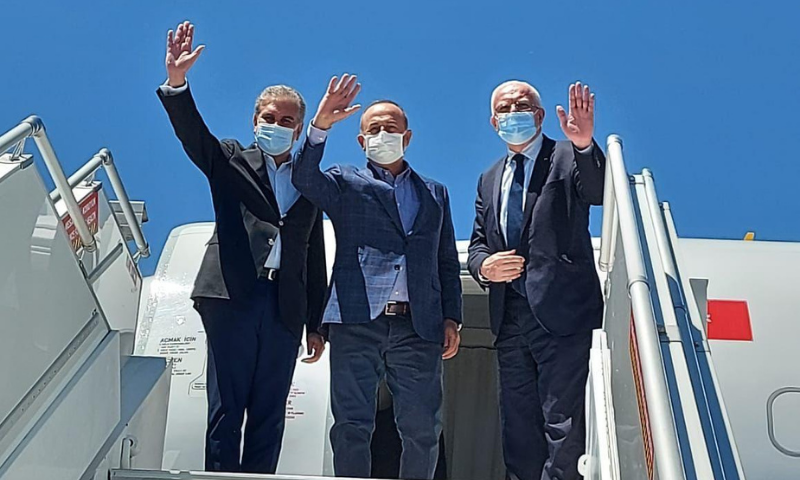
[278, 220, 284, 227]
[268, 239, 275, 246]
[394, 265, 401, 271]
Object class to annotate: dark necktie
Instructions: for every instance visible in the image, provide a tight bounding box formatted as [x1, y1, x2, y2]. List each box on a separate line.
[506, 153, 526, 250]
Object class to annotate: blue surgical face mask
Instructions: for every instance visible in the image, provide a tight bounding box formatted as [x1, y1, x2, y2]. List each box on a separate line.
[254, 123, 296, 156]
[496, 111, 538, 146]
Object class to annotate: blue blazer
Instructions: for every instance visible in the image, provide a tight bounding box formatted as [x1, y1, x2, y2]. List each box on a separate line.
[467, 135, 605, 336]
[292, 139, 462, 343]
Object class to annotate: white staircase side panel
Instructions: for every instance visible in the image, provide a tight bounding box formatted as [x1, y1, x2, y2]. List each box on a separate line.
[54, 184, 142, 346]
[581, 330, 620, 480]
[600, 227, 654, 479]
[118, 357, 171, 472]
[83, 356, 171, 480]
[633, 178, 716, 478]
[0, 333, 121, 480]
[0, 162, 111, 465]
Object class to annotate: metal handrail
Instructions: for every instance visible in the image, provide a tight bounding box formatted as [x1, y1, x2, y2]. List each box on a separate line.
[661, 200, 747, 479]
[0, 116, 96, 251]
[601, 135, 686, 479]
[643, 170, 746, 478]
[50, 153, 104, 197]
[50, 148, 150, 259]
[598, 144, 618, 272]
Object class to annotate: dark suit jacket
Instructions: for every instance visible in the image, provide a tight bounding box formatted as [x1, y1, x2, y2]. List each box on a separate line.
[467, 135, 605, 336]
[157, 86, 327, 339]
[292, 140, 462, 344]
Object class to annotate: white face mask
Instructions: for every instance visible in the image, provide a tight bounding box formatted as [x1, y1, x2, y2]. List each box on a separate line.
[364, 131, 405, 165]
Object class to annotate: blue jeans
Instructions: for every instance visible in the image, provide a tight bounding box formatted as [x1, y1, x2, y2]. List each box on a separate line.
[496, 291, 591, 480]
[328, 313, 443, 480]
[195, 280, 299, 473]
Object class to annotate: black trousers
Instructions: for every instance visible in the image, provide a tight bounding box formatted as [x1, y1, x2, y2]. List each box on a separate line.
[195, 280, 299, 473]
[496, 291, 592, 480]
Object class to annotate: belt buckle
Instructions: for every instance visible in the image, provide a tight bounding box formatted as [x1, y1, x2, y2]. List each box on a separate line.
[384, 301, 398, 316]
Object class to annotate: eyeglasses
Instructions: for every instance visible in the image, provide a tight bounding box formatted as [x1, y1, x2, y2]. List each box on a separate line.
[494, 101, 542, 115]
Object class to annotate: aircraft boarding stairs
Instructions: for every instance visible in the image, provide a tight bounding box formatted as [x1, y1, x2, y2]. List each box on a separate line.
[578, 136, 745, 480]
[0, 117, 744, 480]
[0, 116, 169, 480]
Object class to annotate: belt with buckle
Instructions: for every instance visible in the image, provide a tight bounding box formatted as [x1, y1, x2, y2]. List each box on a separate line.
[384, 301, 410, 316]
[259, 268, 279, 281]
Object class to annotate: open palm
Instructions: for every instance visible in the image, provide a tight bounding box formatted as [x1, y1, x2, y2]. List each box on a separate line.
[556, 82, 595, 150]
[312, 74, 362, 130]
[165, 21, 205, 87]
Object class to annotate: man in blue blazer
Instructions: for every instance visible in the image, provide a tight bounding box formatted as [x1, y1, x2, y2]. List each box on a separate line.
[292, 74, 462, 480]
[468, 81, 606, 480]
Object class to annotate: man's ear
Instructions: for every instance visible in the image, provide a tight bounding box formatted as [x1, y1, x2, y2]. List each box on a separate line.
[403, 129, 413, 149]
[294, 122, 304, 142]
[537, 108, 546, 127]
[357, 134, 366, 151]
[490, 114, 498, 130]
[253, 113, 259, 130]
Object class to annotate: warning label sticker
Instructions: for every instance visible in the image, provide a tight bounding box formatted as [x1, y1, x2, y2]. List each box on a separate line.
[61, 190, 99, 252]
[158, 334, 202, 377]
[286, 383, 308, 421]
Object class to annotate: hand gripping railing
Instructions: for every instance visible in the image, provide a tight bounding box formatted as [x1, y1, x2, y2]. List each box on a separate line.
[49, 148, 150, 259]
[0, 116, 97, 252]
[598, 135, 686, 479]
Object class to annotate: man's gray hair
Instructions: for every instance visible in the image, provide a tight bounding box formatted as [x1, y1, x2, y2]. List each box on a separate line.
[490, 80, 542, 113]
[254, 85, 306, 121]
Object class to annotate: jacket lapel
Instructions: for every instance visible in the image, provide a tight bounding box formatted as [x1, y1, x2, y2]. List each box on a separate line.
[409, 172, 439, 235]
[242, 145, 280, 212]
[519, 135, 556, 238]
[356, 167, 406, 236]
[487, 157, 506, 241]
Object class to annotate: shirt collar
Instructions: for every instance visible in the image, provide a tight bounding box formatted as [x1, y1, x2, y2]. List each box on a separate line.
[368, 160, 412, 185]
[506, 133, 543, 164]
[263, 151, 293, 171]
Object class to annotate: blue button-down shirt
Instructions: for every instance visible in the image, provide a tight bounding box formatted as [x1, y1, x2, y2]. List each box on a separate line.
[370, 162, 419, 302]
[263, 153, 301, 269]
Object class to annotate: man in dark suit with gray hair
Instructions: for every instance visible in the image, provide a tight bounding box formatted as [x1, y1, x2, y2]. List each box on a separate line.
[468, 80, 606, 480]
[156, 21, 327, 474]
[292, 74, 462, 480]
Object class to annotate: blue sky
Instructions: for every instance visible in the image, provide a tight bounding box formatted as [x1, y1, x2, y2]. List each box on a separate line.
[2, 0, 798, 276]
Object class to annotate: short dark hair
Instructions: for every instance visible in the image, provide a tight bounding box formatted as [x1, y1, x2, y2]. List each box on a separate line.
[364, 99, 409, 129]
